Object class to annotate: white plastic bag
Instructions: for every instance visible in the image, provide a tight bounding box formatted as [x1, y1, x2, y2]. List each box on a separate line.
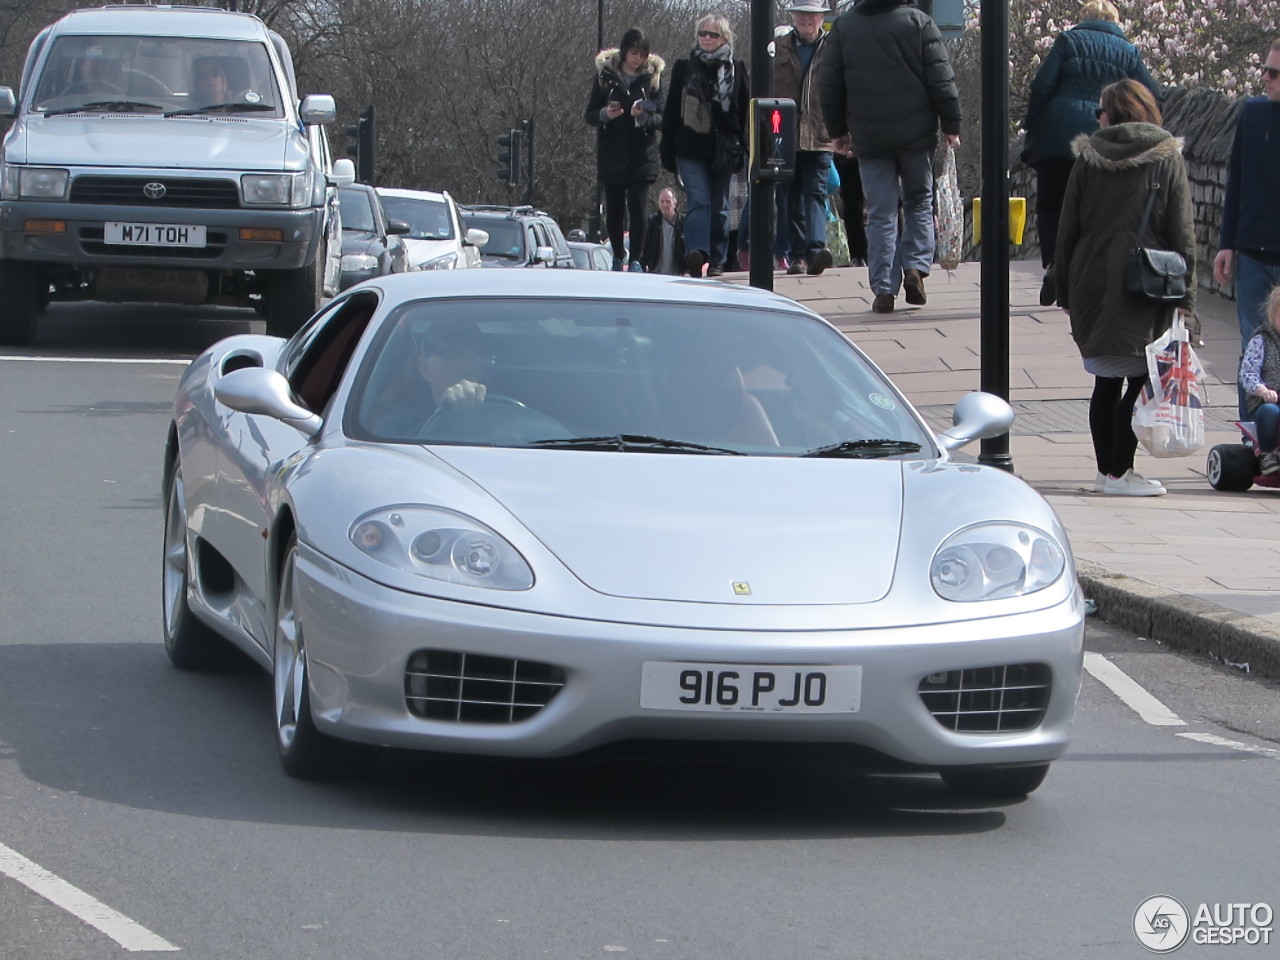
[934, 145, 963, 271]
[1132, 312, 1207, 458]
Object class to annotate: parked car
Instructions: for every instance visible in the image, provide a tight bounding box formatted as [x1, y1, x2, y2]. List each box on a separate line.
[568, 240, 614, 271]
[376, 187, 486, 271]
[459, 204, 575, 268]
[337, 183, 408, 289]
[163, 271, 1083, 795]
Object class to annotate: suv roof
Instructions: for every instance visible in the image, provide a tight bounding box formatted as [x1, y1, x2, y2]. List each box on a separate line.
[52, 6, 268, 39]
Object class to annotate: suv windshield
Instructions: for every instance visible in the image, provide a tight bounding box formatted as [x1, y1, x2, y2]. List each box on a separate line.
[349, 297, 932, 457]
[31, 35, 283, 117]
[463, 217, 522, 261]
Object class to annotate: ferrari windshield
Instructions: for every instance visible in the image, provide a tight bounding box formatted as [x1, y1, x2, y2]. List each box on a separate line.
[349, 297, 932, 457]
[30, 35, 283, 117]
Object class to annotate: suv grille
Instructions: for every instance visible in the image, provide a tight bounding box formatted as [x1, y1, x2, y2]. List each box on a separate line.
[918, 663, 1051, 732]
[70, 176, 240, 209]
[405, 650, 566, 724]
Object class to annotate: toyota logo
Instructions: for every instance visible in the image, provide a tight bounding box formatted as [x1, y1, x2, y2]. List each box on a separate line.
[142, 181, 167, 200]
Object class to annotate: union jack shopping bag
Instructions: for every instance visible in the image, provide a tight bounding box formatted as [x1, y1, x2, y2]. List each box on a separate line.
[934, 145, 963, 271]
[1132, 312, 1206, 458]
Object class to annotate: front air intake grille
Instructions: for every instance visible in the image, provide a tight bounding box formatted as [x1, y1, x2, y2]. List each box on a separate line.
[918, 663, 1051, 732]
[70, 176, 240, 209]
[405, 650, 566, 724]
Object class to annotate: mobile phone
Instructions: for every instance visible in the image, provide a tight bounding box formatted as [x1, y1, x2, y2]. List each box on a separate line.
[608, 100, 621, 110]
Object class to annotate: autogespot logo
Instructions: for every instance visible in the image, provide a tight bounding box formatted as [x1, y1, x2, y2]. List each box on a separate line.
[1134, 896, 1191, 953]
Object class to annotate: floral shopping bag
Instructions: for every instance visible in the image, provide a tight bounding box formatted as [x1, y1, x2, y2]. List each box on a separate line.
[934, 145, 963, 271]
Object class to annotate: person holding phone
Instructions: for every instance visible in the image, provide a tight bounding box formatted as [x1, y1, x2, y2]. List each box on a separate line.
[585, 27, 666, 272]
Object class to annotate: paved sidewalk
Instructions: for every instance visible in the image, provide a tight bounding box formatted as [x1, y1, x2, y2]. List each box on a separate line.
[737, 259, 1280, 679]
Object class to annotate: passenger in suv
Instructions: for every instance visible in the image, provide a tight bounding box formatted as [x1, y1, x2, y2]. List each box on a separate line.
[458, 205, 576, 268]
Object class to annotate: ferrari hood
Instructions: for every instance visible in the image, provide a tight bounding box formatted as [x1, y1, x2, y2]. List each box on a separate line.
[432, 448, 904, 605]
[15, 115, 295, 170]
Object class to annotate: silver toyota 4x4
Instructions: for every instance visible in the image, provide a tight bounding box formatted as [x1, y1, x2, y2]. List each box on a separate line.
[0, 5, 354, 343]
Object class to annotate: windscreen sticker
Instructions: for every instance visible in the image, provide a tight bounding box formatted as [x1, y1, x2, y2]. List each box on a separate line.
[869, 393, 895, 410]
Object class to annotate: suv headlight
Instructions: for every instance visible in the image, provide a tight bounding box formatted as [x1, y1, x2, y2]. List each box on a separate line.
[930, 523, 1065, 602]
[241, 171, 311, 208]
[341, 253, 378, 274]
[2, 166, 70, 200]
[350, 506, 534, 591]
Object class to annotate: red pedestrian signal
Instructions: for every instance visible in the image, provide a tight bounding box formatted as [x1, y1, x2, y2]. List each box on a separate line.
[749, 98, 797, 184]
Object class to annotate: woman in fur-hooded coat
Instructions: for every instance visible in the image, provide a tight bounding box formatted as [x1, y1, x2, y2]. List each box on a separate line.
[1056, 78, 1196, 491]
[585, 28, 665, 269]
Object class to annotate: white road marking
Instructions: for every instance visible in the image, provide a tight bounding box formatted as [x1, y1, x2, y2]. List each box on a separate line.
[1083, 652, 1186, 726]
[1177, 731, 1280, 762]
[0, 841, 179, 952]
[0, 355, 189, 365]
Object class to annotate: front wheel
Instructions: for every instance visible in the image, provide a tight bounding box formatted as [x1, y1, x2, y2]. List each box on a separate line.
[274, 535, 369, 778]
[940, 763, 1050, 799]
[264, 242, 324, 338]
[1206, 443, 1257, 492]
[0, 261, 40, 345]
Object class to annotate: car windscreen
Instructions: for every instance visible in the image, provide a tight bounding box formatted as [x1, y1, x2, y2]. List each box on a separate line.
[339, 187, 376, 232]
[31, 35, 283, 117]
[348, 297, 932, 457]
[464, 218, 521, 260]
[381, 197, 455, 240]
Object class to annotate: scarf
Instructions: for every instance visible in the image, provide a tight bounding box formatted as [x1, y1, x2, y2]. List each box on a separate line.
[693, 44, 734, 111]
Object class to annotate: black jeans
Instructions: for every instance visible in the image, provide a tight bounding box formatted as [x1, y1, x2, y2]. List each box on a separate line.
[1032, 158, 1075, 268]
[1089, 375, 1148, 477]
[604, 181, 651, 265]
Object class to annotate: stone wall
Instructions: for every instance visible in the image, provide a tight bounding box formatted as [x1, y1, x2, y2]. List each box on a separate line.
[1004, 86, 1242, 300]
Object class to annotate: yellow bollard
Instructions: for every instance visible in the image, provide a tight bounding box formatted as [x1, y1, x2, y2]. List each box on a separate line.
[971, 197, 1027, 244]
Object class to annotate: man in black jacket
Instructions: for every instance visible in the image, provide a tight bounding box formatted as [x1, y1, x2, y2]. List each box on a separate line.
[819, 0, 960, 312]
[640, 188, 687, 275]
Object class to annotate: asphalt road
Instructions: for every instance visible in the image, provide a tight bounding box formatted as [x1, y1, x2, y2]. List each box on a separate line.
[1, 304, 1278, 960]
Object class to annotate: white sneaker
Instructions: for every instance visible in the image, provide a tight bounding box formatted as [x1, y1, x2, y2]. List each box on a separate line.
[1261, 452, 1280, 475]
[1092, 471, 1107, 493]
[1103, 469, 1166, 496]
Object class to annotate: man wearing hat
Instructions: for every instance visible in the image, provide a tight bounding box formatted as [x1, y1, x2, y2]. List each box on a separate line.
[772, 0, 836, 276]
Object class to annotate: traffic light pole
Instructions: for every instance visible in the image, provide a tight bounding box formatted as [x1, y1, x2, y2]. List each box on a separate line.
[523, 117, 535, 206]
[747, 0, 775, 291]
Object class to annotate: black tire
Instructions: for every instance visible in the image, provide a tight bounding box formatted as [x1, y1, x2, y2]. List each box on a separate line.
[274, 534, 370, 779]
[264, 241, 324, 339]
[940, 763, 1050, 799]
[162, 461, 237, 670]
[1206, 443, 1257, 492]
[0, 261, 40, 346]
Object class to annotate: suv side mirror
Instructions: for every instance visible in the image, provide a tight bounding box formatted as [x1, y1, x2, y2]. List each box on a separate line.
[299, 94, 337, 125]
[387, 219, 411, 236]
[533, 245, 554, 266]
[330, 158, 356, 186]
[464, 228, 489, 248]
[0, 87, 15, 118]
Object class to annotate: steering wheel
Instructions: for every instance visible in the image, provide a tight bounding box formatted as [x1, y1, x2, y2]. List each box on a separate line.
[419, 394, 524, 434]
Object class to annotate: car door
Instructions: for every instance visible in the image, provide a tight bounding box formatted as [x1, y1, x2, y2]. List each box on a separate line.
[211, 293, 378, 646]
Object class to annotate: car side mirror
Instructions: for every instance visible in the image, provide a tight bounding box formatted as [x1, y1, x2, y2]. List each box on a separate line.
[936, 391, 1015, 452]
[330, 158, 356, 186]
[533, 245, 554, 265]
[0, 87, 15, 118]
[387, 219, 411, 236]
[214, 367, 322, 440]
[465, 228, 489, 248]
[299, 94, 337, 125]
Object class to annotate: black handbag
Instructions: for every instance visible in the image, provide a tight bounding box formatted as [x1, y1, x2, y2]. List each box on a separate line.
[712, 132, 744, 173]
[1124, 181, 1188, 302]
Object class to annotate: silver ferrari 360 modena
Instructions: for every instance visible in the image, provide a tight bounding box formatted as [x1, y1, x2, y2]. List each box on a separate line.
[162, 270, 1084, 795]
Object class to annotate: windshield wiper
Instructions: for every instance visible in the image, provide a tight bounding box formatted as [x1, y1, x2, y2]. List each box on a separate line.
[802, 439, 922, 459]
[527, 434, 744, 455]
[44, 100, 165, 116]
[165, 102, 276, 117]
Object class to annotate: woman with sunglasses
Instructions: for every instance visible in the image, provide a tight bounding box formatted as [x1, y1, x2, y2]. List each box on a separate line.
[1055, 78, 1196, 497]
[660, 14, 749, 277]
[1021, 1, 1158, 307]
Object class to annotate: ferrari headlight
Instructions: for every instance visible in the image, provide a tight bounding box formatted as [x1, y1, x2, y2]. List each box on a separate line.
[241, 171, 311, 207]
[418, 251, 459, 270]
[3, 166, 70, 199]
[930, 523, 1064, 602]
[349, 506, 533, 590]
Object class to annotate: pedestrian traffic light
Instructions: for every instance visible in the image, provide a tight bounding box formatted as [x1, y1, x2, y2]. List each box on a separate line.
[497, 127, 525, 187]
[345, 105, 376, 183]
[748, 98, 797, 184]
